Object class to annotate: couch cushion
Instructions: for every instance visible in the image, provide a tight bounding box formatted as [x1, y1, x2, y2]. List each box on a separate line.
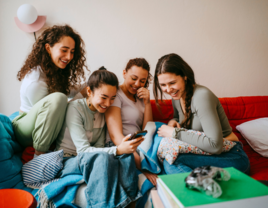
[150, 100, 173, 124]
[219, 96, 268, 180]
[0, 114, 31, 191]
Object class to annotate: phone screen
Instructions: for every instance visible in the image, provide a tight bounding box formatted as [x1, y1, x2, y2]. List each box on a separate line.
[135, 131, 147, 138]
[130, 130, 147, 140]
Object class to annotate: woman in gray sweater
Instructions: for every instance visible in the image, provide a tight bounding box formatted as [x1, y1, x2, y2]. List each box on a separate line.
[154, 53, 250, 174]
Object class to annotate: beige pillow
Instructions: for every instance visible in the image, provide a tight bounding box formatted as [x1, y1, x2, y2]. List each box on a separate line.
[236, 118, 268, 157]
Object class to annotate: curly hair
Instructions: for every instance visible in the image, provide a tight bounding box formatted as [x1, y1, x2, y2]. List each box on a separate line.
[153, 53, 196, 129]
[125, 58, 152, 88]
[17, 25, 89, 95]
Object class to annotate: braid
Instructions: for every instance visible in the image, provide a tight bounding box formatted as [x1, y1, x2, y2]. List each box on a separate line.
[181, 80, 194, 129]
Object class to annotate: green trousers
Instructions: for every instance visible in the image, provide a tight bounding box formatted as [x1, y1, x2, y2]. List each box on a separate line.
[12, 92, 68, 152]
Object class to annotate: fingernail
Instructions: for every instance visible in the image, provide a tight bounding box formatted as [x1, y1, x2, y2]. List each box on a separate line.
[127, 134, 131, 137]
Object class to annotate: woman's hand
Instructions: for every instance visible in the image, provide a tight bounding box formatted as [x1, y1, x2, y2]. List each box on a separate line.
[142, 170, 158, 186]
[116, 135, 144, 155]
[157, 125, 174, 138]
[224, 132, 239, 142]
[137, 87, 150, 104]
[168, 120, 181, 128]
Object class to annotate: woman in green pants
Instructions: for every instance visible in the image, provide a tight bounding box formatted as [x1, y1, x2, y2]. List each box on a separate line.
[12, 25, 89, 156]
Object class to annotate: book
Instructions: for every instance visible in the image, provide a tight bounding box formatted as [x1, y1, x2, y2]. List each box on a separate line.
[151, 190, 165, 208]
[157, 181, 180, 208]
[157, 167, 268, 208]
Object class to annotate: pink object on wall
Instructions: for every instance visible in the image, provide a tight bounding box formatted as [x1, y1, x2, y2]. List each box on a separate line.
[15, 16, 46, 33]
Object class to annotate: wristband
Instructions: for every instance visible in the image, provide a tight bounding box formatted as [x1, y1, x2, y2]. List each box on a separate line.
[172, 127, 185, 139]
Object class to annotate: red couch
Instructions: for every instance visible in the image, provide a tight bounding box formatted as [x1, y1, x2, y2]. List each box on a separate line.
[150, 96, 268, 181]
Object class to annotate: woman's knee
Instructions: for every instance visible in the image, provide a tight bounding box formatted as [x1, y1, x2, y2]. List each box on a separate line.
[49, 92, 68, 106]
[46, 92, 68, 112]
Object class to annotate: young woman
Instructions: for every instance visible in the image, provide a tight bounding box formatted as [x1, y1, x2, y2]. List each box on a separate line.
[154, 53, 250, 174]
[56, 67, 144, 156]
[105, 58, 158, 185]
[12, 25, 88, 156]
[56, 67, 143, 208]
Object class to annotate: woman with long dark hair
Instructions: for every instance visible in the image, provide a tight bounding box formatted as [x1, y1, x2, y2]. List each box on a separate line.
[154, 53, 250, 174]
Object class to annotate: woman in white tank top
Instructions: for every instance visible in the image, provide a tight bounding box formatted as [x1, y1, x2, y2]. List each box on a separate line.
[12, 25, 89, 157]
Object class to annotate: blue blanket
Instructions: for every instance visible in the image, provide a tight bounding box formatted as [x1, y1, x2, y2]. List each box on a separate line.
[34, 175, 84, 208]
[136, 122, 166, 208]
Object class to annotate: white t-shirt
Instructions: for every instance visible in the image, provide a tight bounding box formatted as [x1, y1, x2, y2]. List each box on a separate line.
[106, 88, 145, 143]
[20, 66, 84, 113]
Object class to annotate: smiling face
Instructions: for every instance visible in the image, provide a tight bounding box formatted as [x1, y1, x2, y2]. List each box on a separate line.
[87, 84, 117, 113]
[158, 72, 187, 100]
[45, 36, 75, 69]
[123, 65, 148, 95]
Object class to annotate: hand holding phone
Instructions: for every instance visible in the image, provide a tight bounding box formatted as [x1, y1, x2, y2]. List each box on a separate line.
[129, 130, 147, 140]
[116, 133, 145, 155]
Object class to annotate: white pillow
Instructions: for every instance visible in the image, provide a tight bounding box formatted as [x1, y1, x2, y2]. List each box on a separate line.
[236, 118, 268, 157]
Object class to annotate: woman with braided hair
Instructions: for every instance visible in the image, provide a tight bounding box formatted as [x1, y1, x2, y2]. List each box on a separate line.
[154, 53, 250, 174]
[13, 25, 89, 157]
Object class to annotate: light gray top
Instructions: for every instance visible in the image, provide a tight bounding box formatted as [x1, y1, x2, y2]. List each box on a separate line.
[172, 84, 232, 154]
[20, 66, 85, 112]
[56, 98, 117, 156]
[106, 88, 145, 142]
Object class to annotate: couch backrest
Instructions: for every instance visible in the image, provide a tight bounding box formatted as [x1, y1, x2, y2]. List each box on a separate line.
[150, 100, 173, 124]
[219, 96, 268, 131]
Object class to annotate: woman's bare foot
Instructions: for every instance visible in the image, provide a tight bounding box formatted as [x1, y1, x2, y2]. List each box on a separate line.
[35, 150, 46, 156]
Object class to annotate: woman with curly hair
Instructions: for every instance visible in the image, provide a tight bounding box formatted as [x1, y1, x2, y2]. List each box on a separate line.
[12, 25, 89, 157]
[154, 53, 250, 174]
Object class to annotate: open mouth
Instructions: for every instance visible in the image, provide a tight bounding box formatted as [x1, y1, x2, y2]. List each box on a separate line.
[60, 59, 68, 65]
[99, 105, 107, 110]
[170, 90, 179, 97]
[131, 86, 138, 92]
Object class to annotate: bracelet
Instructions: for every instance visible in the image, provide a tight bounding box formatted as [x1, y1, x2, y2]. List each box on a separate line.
[172, 127, 185, 139]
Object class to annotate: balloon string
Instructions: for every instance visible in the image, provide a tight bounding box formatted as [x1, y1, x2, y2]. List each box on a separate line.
[34, 32, 36, 41]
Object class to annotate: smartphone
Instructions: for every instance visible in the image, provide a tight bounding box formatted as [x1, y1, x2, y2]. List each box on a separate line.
[129, 130, 147, 140]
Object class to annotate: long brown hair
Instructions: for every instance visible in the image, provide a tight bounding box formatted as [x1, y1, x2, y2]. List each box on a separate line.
[153, 53, 196, 128]
[17, 25, 89, 95]
[125, 58, 152, 88]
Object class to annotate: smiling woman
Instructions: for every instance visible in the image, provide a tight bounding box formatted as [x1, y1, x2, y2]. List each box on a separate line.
[55, 67, 143, 208]
[105, 58, 159, 186]
[153, 53, 249, 175]
[45, 36, 75, 69]
[12, 25, 89, 157]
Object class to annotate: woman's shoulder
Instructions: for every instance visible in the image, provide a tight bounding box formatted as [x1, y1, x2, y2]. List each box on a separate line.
[192, 84, 218, 105]
[194, 84, 217, 97]
[24, 66, 45, 81]
[114, 88, 124, 102]
[68, 98, 87, 109]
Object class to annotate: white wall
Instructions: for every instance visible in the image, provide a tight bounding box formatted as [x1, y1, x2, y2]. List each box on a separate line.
[1, 0, 268, 115]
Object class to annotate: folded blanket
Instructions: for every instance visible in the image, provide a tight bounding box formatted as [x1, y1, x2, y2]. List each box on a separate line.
[35, 175, 84, 208]
[158, 129, 236, 165]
